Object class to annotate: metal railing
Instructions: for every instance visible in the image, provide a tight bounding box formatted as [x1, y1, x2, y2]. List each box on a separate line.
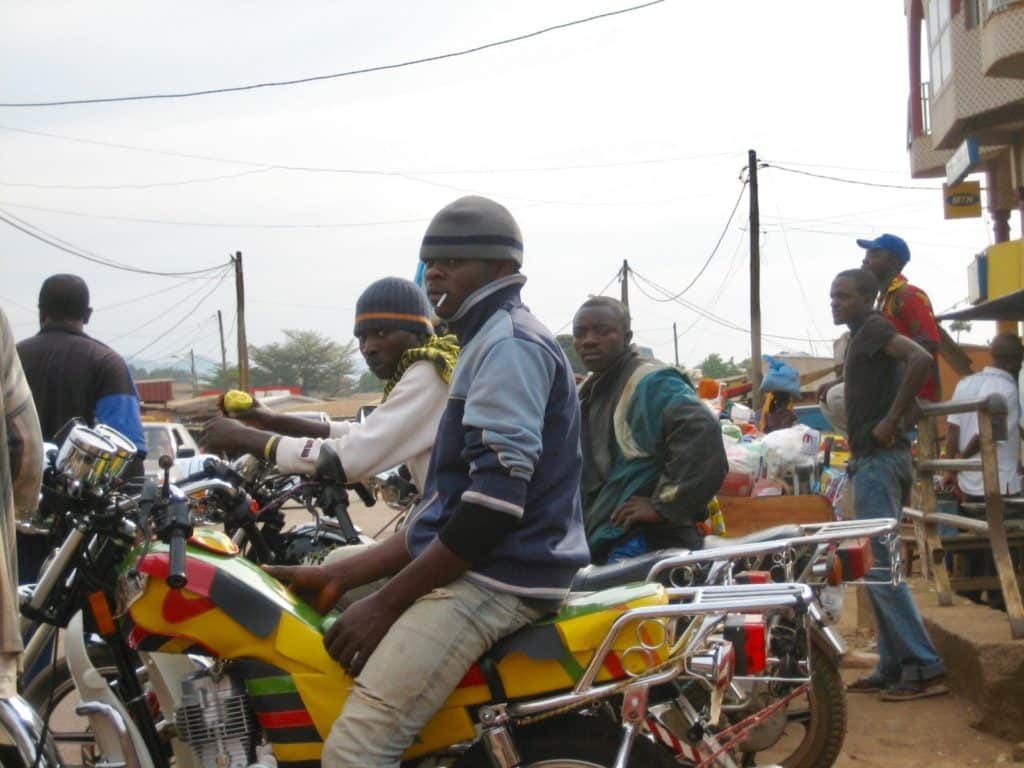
[906, 393, 1024, 638]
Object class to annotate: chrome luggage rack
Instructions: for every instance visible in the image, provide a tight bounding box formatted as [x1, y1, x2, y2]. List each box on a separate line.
[480, 582, 815, 722]
[646, 518, 901, 588]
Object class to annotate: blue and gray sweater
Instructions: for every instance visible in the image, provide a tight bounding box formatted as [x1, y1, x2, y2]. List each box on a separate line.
[406, 275, 590, 601]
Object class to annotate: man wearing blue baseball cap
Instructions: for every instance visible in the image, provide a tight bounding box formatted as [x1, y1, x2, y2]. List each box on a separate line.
[857, 233, 942, 401]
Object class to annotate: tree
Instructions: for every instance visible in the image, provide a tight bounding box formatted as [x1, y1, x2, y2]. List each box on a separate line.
[355, 370, 384, 393]
[556, 334, 585, 374]
[698, 353, 746, 379]
[249, 330, 357, 397]
[949, 319, 972, 343]
[198, 365, 272, 391]
[130, 365, 191, 383]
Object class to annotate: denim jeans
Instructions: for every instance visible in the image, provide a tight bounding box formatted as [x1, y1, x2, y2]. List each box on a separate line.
[321, 573, 544, 767]
[851, 448, 945, 685]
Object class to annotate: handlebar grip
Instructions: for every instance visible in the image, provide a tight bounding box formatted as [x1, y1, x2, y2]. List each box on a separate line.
[351, 483, 375, 508]
[167, 533, 188, 589]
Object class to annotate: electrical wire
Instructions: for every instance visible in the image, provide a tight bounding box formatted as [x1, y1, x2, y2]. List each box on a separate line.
[0, 124, 740, 180]
[106, 280, 228, 343]
[0, 200, 432, 230]
[95, 274, 221, 311]
[0, 1, 665, 108]
[773, 202, 826, 354]
[0, 207, 230, 276]
[645, 181, 747, 301]
[553, 270, 623, 334]
[630, 268, 834, 343]
[761, 162, 943, 191]
[127, 270, 231, 359]
[0, 168, 274, 191]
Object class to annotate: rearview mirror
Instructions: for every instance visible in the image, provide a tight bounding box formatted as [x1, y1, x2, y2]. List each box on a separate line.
[177, 447, 196, 459]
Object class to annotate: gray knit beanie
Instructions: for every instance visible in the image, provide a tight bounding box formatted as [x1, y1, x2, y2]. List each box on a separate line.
[353, 277, 434, 337]
[419, 196, 524, 267]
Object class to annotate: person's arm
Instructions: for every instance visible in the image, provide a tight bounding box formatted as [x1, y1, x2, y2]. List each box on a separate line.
[438, 337, 555, 560]
[94, 357, 147, 453]
[231, 399, 331, 439]
[273, 362, 445, 478]
[872, 333, 932, 446]
[2, 312, 42, 515]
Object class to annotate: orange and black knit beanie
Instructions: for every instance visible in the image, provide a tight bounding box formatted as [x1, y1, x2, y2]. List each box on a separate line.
[353, 277, 434, 337]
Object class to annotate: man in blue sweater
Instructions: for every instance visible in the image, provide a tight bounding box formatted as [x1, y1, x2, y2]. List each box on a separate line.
[267, 196, 589, 767]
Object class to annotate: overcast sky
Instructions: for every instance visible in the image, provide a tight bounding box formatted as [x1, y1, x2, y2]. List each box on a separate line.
[0, 0, 1000, 374]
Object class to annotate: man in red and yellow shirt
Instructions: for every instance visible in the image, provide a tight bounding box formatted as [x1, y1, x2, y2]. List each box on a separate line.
[858, 234, 942, 401]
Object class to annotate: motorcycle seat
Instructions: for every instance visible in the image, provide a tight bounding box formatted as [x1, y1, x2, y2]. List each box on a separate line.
[702, 524, 805, 550]
[570, 548, 690, 593]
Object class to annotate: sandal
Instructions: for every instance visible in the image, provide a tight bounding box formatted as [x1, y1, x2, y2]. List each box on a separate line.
[846, 675, 886, 694]
[880, 677, 949, 702]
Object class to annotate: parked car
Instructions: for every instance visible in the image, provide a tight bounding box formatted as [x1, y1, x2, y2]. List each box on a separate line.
[143, 422, 201, 482]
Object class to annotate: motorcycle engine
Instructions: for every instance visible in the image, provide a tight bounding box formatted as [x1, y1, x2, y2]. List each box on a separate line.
[175, 668, 257, 768]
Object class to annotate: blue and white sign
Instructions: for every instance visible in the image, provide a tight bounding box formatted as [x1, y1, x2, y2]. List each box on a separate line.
[946, 137, 980, 186]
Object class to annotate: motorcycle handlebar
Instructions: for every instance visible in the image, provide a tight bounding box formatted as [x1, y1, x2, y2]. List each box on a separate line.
[351, 483, 375, 508]
[167, 530, 188, 589]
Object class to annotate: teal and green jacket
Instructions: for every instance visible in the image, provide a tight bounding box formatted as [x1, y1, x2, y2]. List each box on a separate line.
[579, 348, 727, 563]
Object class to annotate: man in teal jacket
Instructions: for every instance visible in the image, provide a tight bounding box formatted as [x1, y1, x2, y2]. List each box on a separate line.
[574, 297, 727, 563]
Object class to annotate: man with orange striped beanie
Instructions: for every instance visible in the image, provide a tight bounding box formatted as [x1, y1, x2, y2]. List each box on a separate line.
[202, 277, 456, 494]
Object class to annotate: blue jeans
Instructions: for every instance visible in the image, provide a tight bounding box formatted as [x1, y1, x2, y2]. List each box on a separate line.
[321, 574, 543, 767]
[851, 449, 945, 685]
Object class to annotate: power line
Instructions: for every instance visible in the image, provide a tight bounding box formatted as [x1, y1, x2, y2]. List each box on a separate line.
[106, 282, 227, 343]
[126, 271, 231, 359]
[0, 207, 230, 276]
[95, 274, 223, 311]
[0, 168, 273, 191]
[645, 181, 747, 302]
[0, 200, 432, 230]
[0, 1, 666, 108]
[761, 162, 943, 191]
[773, 202, 826, 354]
[554, 270, 622, 334]
[630, 268, 833, 343]
[0, 124, 740, 204]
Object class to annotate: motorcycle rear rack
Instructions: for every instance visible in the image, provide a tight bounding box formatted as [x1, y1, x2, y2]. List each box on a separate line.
[646, 518, 901, 588]
[486, 583, 815, 725]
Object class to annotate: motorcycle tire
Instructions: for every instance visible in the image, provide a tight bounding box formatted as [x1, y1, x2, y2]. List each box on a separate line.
[23, 644, 121, 768]
[453, 713, 677, 767]
[741, 631, 847, 768]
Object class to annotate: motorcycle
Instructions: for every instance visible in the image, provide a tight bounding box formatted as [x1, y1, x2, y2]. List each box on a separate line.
[29, 429, 819, 768]
[570, 517, 900, 767]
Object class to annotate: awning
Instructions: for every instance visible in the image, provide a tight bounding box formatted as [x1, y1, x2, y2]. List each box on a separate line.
[938, 289, 1024, 321]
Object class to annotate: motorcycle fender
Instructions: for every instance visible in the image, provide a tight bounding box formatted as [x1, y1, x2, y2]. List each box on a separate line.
[66, 611, 155, 768]
[808, 602, 846, 657]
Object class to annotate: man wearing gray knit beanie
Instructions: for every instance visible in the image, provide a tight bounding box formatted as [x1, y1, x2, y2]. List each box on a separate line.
[273, 196, 589, 767]
[202, 276, 457, 496]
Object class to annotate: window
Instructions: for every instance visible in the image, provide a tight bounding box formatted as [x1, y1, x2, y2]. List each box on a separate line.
[927, 0, 953, 88]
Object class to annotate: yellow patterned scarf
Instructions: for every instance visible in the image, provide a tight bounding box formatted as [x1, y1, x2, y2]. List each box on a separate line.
[382, 334, 461, 401]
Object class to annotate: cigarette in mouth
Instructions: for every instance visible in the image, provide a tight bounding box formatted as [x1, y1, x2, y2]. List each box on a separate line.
[436, 292, 448, 308]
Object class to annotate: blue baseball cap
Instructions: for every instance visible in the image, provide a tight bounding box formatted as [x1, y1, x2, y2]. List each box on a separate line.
[856, 233, 910, 265]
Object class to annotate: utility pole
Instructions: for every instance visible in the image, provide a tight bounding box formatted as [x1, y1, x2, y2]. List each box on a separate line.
[217, 309, 228, 385]
[233, 251, 250, 391]
[673, 322, 680, 368]
[189, 349, 199, 398]
[748, 149, 763, 410]
[620, 259, 630, 308]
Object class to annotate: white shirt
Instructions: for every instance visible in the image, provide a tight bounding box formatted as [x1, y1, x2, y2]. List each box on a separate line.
[947, 366, 1021, 497]
[274, 360, 448, 492]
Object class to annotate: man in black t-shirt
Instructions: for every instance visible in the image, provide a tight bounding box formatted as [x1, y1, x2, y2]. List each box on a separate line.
[831, 268, 947, 701]
[17, 275, 146, 584]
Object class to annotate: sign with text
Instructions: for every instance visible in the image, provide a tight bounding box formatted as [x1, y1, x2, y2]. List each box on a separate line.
[946, 137, 980, 186]
[944, 180, 982, 219]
